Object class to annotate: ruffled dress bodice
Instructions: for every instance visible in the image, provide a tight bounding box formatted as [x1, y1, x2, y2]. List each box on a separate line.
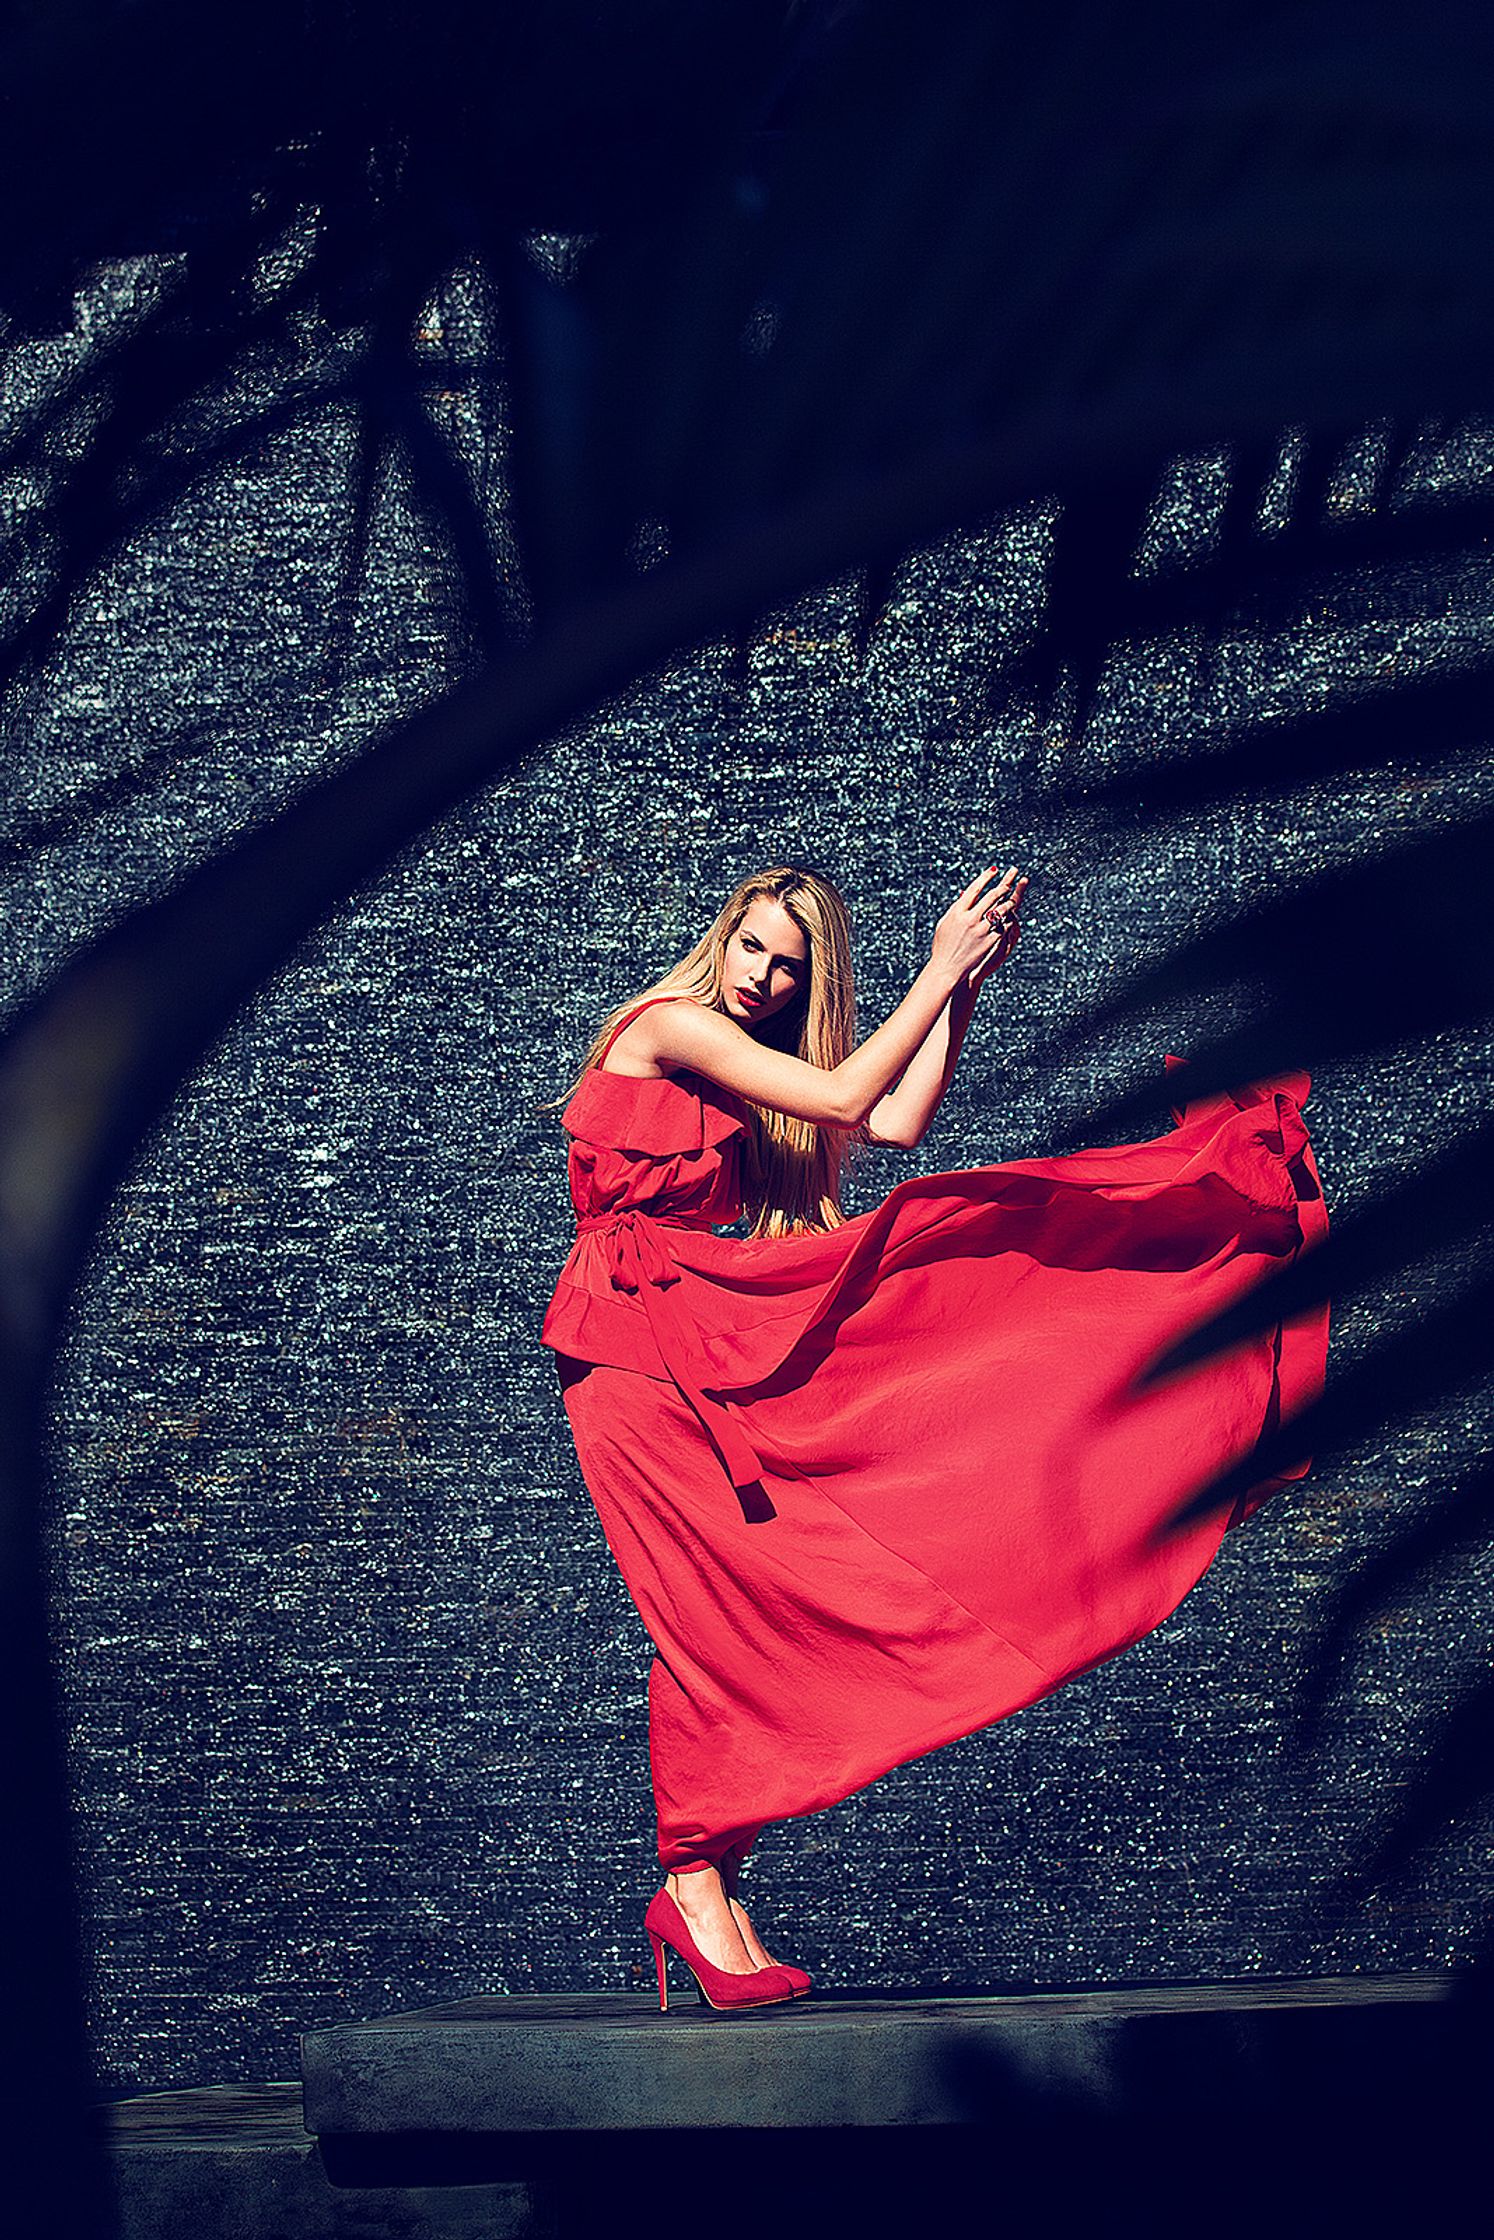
[544, 1044, 777, 1487]
[565, 1066, 749, 1231]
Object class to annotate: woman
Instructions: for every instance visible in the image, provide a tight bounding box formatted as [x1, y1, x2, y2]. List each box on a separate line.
[542, 864, 1328, 2012]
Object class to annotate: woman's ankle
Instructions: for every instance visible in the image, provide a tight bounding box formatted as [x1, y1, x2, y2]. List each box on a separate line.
[666, 1865, 722, 1900]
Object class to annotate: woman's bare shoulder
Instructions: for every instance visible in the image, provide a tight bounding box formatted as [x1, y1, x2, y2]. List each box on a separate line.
[595, 995, 701, 1078]
[649, 1000, 851, 1126]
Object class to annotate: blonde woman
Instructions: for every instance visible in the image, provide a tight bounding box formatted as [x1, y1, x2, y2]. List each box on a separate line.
[543, 865, 1327, 2011]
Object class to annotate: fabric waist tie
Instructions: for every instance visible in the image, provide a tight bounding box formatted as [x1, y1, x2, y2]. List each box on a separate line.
[575, 1208, 766, 1502]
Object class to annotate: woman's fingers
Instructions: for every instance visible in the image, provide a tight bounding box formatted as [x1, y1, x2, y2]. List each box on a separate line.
[960, 862, 1020, 909]
[973, 896, 1024, 980]
[988, 872, 1028, 922]
[958, 863, 1000, 905]
[948, 864, 1027, 986]
[979, 875, 1024, 930]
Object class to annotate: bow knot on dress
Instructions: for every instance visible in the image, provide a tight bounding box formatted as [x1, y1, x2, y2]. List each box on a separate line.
[576, 1207, 687, 1294]
[571, 1203, 766, 1499]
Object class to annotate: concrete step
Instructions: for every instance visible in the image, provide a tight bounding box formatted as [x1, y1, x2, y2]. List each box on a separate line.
[301, 1973, 1465, 2143]
[96, 2082, 545, 2240]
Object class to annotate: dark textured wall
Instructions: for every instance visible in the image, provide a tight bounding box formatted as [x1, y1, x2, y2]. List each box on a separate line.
[7, 257, 1492, 2092]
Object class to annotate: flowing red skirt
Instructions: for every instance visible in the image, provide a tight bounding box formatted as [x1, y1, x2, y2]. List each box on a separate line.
[557, 1075, 1328, 1871]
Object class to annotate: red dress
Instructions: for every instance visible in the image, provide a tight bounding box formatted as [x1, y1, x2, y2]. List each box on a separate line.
[543, 996, 1329, 1873]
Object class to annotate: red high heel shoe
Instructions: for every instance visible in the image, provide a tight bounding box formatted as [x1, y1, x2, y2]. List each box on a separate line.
[644, 1888, 800, 2013]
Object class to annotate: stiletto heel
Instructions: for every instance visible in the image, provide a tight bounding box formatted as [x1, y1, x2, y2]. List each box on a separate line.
[643, 1888, 799, 2013]
[648, 1927, 670, 2012]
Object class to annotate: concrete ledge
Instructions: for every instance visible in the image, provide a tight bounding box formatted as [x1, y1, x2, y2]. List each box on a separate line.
[299, 1973, 1463, 2140]
[97, 2084, 545, 2240]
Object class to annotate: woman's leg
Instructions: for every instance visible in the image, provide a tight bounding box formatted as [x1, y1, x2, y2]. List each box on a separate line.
[713, 1829, 792, 1971]
[560, 1360, 778, 1974]
[655, 1826, 778, 1976]
[659, 1860, 759, 1974]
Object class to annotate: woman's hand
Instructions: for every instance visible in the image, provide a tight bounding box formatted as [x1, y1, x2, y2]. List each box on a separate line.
[967, 868, 1026, 992]
[930, 864, 1026, 989]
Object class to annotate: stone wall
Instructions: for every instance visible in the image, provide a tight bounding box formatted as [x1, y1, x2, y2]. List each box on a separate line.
[8, 259, 1491, 2090]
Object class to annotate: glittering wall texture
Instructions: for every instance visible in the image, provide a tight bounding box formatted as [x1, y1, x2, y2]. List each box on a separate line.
[8, 259, 1492, 2092]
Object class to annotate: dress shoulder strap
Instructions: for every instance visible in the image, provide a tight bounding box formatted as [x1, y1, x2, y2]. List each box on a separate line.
[594, 994, 687, 1067]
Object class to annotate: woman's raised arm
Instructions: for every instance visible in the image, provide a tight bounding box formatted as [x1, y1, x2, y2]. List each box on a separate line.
[645, 867, 1018, 1126]
[867, 870, 1026, 1146]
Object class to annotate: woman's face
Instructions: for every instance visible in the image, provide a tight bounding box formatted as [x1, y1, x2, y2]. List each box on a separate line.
[720, 897, 809, 1030]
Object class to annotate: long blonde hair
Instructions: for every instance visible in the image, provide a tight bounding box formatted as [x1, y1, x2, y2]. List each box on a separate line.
[555, 866, 867, 1238]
